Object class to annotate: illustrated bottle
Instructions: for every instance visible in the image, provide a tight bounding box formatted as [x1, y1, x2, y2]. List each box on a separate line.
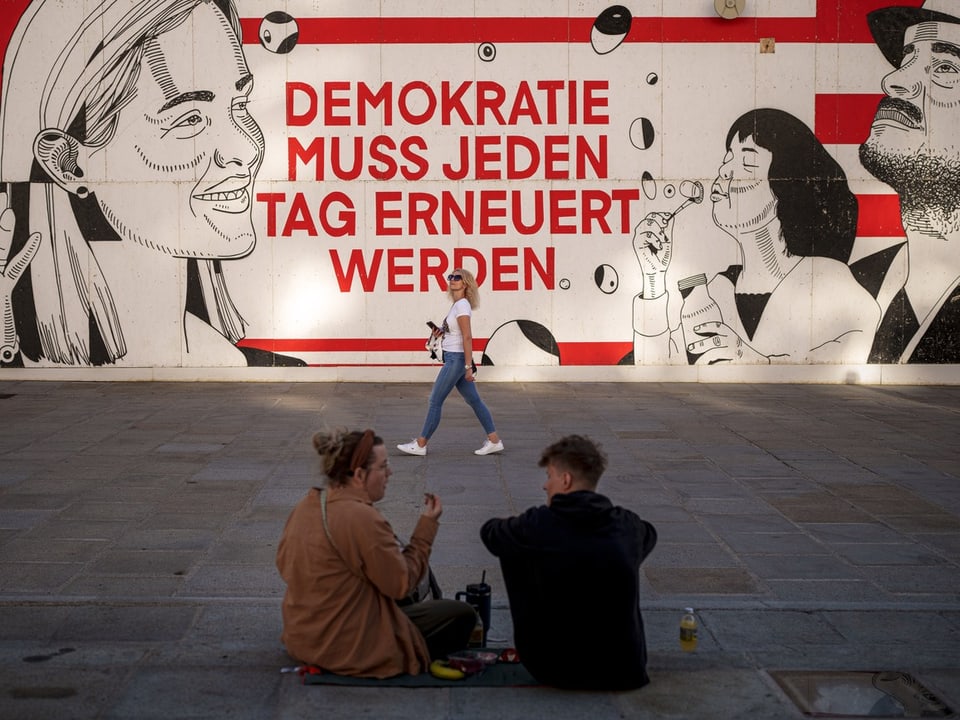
[677, 274, 723, 365]
[679, 608, 698, 652]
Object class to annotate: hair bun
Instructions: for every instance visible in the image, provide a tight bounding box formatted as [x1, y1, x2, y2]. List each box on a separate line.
[312, 429, 347, 458]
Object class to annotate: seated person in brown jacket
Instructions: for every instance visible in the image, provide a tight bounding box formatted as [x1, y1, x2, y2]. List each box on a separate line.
[276, 428, 476, 677]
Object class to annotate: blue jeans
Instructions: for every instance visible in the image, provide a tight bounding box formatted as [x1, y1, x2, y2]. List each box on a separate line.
[421, 351, 496, 439]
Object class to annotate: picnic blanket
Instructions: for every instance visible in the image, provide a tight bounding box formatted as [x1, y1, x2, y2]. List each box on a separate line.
[296, 657, 539, 687]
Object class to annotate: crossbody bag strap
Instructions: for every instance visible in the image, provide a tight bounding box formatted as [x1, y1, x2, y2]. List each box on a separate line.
[319, 488, 436, 599]
[319, 487, 343, 557]
[319, 490, 370, 584]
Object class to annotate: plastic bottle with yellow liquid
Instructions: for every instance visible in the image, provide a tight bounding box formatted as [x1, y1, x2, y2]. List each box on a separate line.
[679, 608, 698, 652]
[468, 613, 485, 648]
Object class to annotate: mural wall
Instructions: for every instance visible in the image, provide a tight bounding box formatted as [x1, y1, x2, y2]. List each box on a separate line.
[0, 0, 957, 374]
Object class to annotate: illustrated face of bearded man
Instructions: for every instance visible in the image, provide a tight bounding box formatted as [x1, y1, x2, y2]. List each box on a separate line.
[860, 22, 960, 233]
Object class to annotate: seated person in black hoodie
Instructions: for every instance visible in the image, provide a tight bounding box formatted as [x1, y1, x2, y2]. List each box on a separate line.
[480, 434, 657, 690]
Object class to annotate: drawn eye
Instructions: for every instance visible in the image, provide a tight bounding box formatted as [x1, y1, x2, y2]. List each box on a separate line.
[173, 113, 203, 129]
[163, 110, 207, 139]
[932, 59, 960, 86]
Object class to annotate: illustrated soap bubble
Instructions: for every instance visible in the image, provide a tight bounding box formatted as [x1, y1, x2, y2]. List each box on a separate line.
[260, 11, 299, 54]
[594, 264, 619, 294]
[679, 180, 704, 203]
[591, 5, 632, 55]
[641, 171, 657, 200]
[646, 73, 659, 85]
[629, 117, 655, 150]
[666, 181, 705, 219]
[478, 42, 497, 62]
[663, 184, 676, 198]
[559, 278, 571, 290]
[482, 320, 561, 367]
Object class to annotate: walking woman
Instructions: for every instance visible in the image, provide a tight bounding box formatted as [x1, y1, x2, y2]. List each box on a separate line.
[398, 269, 503, 456]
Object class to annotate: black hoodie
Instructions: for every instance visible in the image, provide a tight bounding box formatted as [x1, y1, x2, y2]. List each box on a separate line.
[481, 490, 657, 690]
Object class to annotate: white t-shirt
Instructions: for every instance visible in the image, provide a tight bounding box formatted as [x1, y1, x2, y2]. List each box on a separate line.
[441, 298, 472, 353]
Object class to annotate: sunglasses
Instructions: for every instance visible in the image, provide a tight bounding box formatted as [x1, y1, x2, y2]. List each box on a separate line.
[447, 274, 463, 281]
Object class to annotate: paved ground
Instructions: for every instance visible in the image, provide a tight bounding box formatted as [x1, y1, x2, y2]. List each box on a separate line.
[0, 380, 958, 719]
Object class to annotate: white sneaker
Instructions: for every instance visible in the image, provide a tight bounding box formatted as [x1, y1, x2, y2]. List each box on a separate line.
[474, 440, 504, 456]
[397, 440, 426, 456]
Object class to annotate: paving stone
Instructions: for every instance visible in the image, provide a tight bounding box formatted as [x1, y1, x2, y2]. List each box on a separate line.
[52, 605, 198, 642]
[832, 542, 949, 567]
[738, 554, 859, 581]
[645, 568, 759, 595]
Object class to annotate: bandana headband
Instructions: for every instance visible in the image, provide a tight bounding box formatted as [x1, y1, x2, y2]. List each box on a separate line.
[350, 429, 376, 473]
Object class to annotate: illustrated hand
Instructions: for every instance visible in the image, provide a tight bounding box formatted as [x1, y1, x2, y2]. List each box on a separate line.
[685, 321, 770, 365]
[632, 211, 674, 298]
[421, 492, 443, 520]
[0, 187, 42, 363]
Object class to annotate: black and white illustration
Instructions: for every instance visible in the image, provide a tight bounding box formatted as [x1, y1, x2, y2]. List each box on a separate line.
[630, 109, 880, 365]
[861, 0, 960, 363]
[0, 0, 954, 372]
[0, 0, 302, 367]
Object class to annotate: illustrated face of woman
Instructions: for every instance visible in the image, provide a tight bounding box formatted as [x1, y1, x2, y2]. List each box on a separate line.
[361, 445, 391, 503]
[86, 2, 265, 259]
[710, 135, 778, 236]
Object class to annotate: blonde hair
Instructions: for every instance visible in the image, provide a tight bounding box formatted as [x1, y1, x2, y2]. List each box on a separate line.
[448, 267, 480, 309]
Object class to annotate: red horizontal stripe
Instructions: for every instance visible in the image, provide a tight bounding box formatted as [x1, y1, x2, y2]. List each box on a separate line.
[556, 342, 632, 366]
[817, 0, 924, 44]
[307, 363, 439, 367]
[241, 16, 823, 46]
[380, 17, 580, 43]
[856, 194, 904, 237]
[658, 17, 817, 43]
[237, 337, 454, 352]
[815, 93, 883, 145]
[241, 17, 582, 45]
[239, 338, 634, 365]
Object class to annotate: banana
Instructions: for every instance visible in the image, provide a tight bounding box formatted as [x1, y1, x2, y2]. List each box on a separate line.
[429, 659, 466, 680]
